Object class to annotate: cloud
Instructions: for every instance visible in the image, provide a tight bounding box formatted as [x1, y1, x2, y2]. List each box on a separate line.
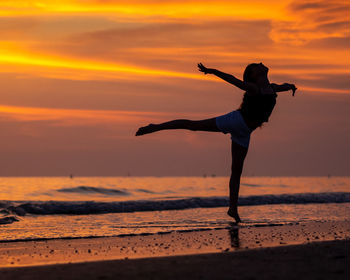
[0, 103, 219, 130]
[305, 36, 350, 49]
[0, 18, 272, 82]
[0, 17, 39, 39]
[1, 1, 347, 87]
[0, 105, 168, 126]
[0, 15, 119, 41]
[72, 20, 271, 49]
[43, 20, 270, 73]
[0, 41, 204, 82]
[270, 0, 350, 44]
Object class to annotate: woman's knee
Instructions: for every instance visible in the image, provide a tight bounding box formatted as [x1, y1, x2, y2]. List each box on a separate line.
[231, 156, 245, 175]
[231, 166, 244, 177]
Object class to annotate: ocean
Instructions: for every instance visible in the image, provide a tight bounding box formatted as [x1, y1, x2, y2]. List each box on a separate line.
[0, 176, 349, 241]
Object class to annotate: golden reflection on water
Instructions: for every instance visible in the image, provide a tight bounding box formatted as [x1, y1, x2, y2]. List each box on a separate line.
[0, 176, 349, 201]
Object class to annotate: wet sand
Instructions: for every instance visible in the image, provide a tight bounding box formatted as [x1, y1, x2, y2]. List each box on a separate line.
[0, 220, 349, 279]
[0, 240, 349, 280]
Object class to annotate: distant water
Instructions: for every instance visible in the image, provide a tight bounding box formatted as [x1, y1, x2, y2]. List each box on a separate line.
[0, 177, 349, 241]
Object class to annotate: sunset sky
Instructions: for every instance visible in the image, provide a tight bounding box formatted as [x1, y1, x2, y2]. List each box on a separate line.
[0, 0, 349, 176]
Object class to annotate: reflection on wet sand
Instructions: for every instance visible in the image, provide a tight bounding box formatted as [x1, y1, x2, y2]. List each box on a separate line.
[228, 223, 240, 248]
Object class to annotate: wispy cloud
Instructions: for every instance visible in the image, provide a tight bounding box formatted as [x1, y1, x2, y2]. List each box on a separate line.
[0, 105, 171, 126]
[0, 42, 204, 81]
[270, 0, 350, 44]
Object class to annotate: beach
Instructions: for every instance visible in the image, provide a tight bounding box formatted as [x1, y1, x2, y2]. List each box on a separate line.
[1, 240, 349, 280]
[0, 177, 349, 279]
[0, 220, 349, 279]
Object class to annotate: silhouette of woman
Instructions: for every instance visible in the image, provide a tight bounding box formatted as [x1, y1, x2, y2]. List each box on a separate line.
[136, 63, 297, 223]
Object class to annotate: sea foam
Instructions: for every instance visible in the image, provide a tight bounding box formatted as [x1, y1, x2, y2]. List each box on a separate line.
[1, 192, 349, 216]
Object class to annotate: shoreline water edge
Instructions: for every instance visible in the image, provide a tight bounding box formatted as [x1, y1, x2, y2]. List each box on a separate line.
[0, 220, 349, 280]
[0, 177, 349, 279]
[0, 220, 349, 267]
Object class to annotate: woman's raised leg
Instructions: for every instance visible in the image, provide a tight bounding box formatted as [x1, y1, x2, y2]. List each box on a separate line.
[227, 141, 248, 223]
[135, 118, 219, 136]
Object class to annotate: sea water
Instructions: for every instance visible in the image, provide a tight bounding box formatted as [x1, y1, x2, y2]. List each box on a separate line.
[0, 177, 349, 241]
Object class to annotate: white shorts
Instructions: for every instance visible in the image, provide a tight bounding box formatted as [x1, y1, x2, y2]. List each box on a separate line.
[216, 110, 252, 148]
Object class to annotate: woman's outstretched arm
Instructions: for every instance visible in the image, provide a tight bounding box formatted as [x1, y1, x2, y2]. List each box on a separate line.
[271, 83, 297, 96]
[198, 63, 258, 93]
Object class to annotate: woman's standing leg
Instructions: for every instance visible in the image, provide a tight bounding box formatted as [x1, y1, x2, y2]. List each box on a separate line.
[227, 141, 248, 223]
[136, 118, 219, 135]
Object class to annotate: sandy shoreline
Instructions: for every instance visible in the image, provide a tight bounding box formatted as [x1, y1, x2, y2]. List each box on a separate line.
[0, 220, 349, 267]
[0, 220, 349, 279]
[0, 239, 348, 280]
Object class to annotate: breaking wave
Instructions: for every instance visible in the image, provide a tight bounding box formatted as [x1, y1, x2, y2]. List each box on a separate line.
[1, 192, 349, 216]
[57, 186, 130, 196]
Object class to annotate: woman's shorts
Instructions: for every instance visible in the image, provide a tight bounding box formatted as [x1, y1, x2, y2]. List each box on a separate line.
[216, 110, 252, 148]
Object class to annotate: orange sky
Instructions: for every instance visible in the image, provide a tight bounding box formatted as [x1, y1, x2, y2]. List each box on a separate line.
[0, 0, 349, 176]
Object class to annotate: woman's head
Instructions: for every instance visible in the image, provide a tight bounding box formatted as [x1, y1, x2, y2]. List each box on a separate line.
[243, 62, 269, 83]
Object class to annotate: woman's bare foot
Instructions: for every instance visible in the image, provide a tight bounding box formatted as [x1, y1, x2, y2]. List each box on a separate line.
[227, 208, 242, 223]
[135, 124, 158, 136]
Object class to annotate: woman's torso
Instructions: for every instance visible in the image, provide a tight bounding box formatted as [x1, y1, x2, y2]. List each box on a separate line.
[239, 85, 277, 130]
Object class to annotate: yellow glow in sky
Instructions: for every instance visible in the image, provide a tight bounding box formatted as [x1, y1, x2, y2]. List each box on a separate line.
[0, 43, 204, 81]
[0, 0, 292, 21]
[0, 104, 170, 124]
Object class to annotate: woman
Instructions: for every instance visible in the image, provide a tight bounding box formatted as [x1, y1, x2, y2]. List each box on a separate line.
[136, 62, 297, 223]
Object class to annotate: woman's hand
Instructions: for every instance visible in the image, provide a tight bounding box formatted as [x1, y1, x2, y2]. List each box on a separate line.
[197, 63, 212, 74]
[290, 84, 297, 96]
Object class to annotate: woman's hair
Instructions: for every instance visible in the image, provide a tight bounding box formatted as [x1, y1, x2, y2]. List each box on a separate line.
[243, 63, 259, 83]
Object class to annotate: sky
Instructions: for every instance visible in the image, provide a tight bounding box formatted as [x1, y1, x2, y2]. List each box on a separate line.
[0, 0, 349, 176]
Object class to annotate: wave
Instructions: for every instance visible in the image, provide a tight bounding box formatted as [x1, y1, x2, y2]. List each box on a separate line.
[56, 186, 130, 196]
[241, 183, 262, 187]
[1, 192, 349, 216]
[241, 183, 290, 188]
[0, 222, 297, 243]
[135, 189, 155, 194]
[0, 216, 19, 225]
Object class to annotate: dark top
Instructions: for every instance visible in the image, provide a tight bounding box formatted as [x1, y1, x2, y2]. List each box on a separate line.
[239, 87, 277, 130]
